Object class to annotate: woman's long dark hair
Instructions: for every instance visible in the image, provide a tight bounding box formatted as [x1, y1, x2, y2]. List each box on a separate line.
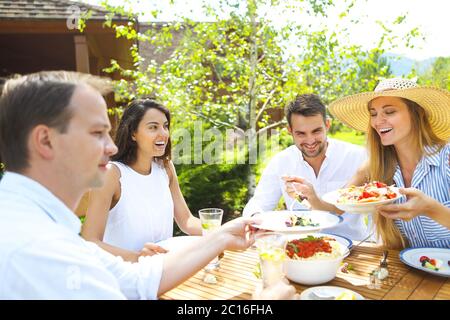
[111, 99, 171, 166]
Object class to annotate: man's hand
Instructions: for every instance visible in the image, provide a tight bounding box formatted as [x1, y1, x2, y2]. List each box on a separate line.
[283, 175, 318, 203]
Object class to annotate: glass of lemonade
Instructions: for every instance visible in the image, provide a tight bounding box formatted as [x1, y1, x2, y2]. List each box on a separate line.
[254, 232, 287, 288]
[199, 208, 224, 270]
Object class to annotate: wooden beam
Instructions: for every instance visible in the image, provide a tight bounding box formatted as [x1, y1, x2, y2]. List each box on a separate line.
[74, 35, 90, 73]
[0, 20, 126, 34]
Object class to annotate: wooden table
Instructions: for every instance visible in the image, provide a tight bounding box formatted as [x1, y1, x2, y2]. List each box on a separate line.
[161, 243, 450, 300]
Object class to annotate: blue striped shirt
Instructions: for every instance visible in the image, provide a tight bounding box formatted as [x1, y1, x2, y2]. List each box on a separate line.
[393, 143, 450, 248]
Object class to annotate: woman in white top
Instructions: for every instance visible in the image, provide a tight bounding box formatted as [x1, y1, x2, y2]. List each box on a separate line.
[82, 99, 202, 261]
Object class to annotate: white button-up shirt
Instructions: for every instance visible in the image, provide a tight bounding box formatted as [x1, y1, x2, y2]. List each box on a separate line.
[0, 172, 163, 299]
[243, 138, 370, 240]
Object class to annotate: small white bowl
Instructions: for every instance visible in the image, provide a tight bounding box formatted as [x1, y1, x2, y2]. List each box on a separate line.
[283, 236, 349, 285]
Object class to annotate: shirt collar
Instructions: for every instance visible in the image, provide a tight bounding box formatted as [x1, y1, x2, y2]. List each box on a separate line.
[0, 172, 81, 234]
[393, 165, 404, 187]
[422, 145, 441, 167]
[324, 138, 335, 158]
[393, 145, 442, 187]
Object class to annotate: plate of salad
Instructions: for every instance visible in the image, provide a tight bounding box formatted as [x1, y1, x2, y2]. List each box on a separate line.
[251, 210, 342, 233]
[399, 247, 450, 277]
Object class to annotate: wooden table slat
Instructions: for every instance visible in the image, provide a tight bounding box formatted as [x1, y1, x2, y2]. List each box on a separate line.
[434, 278, 450, 300]
[408, 274, 447, 300]
[382, 270, 424, 300]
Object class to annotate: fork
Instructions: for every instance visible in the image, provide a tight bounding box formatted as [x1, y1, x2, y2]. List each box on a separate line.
[288, 182, 309, 212]
[349, 231, 375, 253]
[340, 228, 376, 260]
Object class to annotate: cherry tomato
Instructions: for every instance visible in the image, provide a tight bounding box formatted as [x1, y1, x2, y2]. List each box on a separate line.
[375, 182, 387, 188]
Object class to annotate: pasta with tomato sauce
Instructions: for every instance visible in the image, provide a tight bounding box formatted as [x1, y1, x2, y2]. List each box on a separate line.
[286, 236, 342, 260]
[337, 181, 398, 204]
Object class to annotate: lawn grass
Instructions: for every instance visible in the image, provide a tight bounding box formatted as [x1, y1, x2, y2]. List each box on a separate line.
[330, 130, 366, 146]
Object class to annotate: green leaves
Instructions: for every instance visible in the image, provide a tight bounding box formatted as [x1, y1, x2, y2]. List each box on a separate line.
[77, 9, 92, 32]
[419, 57, 450, 91]
[98, 1, 420, 137]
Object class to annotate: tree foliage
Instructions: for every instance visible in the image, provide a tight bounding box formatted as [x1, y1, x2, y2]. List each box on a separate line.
[419, 57, 450, 90]
[99, 0, 414, 131]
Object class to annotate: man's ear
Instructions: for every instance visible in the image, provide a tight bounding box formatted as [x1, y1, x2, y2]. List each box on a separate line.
[287, 125, 292, 134]
[29, 125, 55, 160]
[325, 118, 331, 131]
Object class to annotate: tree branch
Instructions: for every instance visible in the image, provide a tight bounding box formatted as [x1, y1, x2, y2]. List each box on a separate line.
[257, 52, 265, 63]
[257, 119, 286, 134]
[247, 0, 258, 132]
[209, 61, 224, 83]
[255, 88, 276, 123]
[186, 108, 245, 134]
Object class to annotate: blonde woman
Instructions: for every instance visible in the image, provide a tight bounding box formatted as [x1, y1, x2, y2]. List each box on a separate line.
[287, 78, 449, 249]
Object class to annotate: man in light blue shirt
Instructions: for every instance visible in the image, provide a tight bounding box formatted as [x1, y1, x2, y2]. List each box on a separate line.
[0, 71, 263, 299]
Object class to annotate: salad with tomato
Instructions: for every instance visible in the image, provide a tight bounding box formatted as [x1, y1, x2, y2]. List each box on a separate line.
[419, 255, 445, 271]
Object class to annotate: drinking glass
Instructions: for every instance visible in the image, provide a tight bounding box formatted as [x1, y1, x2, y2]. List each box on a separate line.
[199, 208, 224, 270]
[254, 232, 287, 288]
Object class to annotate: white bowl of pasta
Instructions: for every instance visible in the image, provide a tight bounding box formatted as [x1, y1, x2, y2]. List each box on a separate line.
[283, 234, 349, 285]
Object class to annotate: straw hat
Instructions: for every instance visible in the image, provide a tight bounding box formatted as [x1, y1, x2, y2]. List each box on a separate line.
[328, 78, 450, 141]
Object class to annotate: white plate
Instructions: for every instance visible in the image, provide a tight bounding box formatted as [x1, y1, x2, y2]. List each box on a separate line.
[285, 233, 353, 250]
[300, 286, 364, 300]
[252, 210, 342, 233]
[399, 247, 450, 277]
[322, 187, 402, 214]
[156, 236, 202, 252]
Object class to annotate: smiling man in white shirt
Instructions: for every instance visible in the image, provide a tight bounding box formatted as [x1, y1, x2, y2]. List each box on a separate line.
[0, 71, 262, 299]
[243, 94, 369, 240]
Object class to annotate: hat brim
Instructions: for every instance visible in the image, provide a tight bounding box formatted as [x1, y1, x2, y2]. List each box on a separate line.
[328, 86, 450, 141]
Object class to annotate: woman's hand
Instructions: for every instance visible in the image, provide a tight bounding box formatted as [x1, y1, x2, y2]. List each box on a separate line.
[217, 217, 260, 251]
[377, 188, 436, 221]
[139, 243, 168, 257]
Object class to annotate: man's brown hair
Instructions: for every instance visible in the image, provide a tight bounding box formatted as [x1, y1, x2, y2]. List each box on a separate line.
[285, 94, 327, 127]
[0, 71, 112, 172]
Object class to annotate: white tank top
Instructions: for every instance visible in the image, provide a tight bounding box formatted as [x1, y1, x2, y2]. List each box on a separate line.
[103, 160, 174, 251]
